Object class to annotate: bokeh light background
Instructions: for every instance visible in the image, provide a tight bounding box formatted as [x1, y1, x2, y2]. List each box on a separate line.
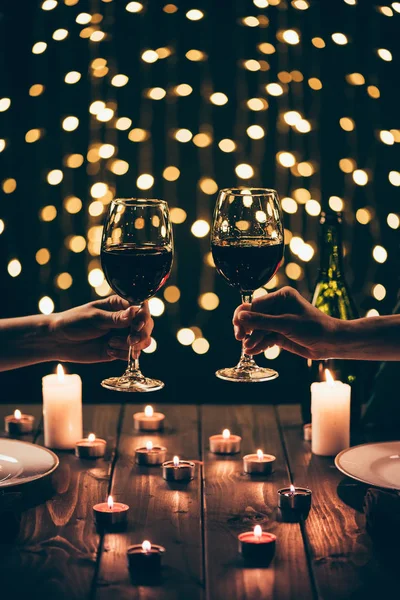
[0, 0, 399, 402]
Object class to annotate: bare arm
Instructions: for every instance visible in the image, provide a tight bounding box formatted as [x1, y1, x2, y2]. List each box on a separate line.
[0, 296, 154, 372]
[233, 287, 400, 362]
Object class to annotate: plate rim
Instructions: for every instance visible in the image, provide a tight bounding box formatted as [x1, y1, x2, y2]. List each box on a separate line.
[0, 438, 59, 488]
[335, 440, 400, 491]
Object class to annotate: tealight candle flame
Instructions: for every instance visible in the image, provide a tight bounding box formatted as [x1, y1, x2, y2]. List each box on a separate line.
[14, 409, 21, 420]
[57, 363, 65, 382]
[222, 429, 230, 439]
[325, 369, 334, 385]
[144, 405, 154, 417]
[107, 495, 114, 510]
[146, 440, 153, 451]
[254, 525, 262, 540]
[142, 540, 151, 553]
[88, 433, 95, 442]
[257, 449, 264, 461]
[173, 455, 180, 467]
[289, 484, 296, 494]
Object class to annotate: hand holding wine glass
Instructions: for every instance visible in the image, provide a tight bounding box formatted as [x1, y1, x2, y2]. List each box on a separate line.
[100, 198, 173, 392]
[211, 188, 284, 382]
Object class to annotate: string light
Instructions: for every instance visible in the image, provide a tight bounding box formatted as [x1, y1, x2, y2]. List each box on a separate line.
[235, 164, 254, 179]
[126, 2, 143, 12]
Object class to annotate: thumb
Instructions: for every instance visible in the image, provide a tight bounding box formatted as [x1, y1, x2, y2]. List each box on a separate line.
[97, 306, 137, 329]
[238, 311, 295, 336]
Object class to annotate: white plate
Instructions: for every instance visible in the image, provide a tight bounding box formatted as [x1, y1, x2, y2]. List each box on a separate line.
[0, 439, 59, 488]
[335, 441, 400, 491]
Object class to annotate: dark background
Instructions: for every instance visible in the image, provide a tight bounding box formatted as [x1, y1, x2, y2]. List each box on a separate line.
[0, 0, 398, 404]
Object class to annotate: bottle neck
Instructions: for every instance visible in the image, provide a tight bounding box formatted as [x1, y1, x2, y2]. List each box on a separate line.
[318, 222, 344, 279]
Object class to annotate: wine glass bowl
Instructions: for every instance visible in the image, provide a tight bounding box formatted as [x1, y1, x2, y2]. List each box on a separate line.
[211, 188, 284, 382]
[100, 198, 173, 392]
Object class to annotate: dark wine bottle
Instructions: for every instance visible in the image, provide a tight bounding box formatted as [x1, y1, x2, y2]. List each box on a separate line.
[301, 211, 363, 428]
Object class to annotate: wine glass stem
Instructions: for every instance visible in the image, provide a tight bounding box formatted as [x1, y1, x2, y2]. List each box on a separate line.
[238, 292, 257, 368]
[126, 304, 143, 376]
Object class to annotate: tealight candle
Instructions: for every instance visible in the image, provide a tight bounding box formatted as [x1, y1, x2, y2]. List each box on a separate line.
[135, 440, 167, 465]
[162, 455, 195, 482]
[238, 525, 276, 565]
[93, 495, 129, 530]
[42, 364, 83, 449]
[133, 405, 165, 432]
[5, 409, 35, 435]
[278, 484, 312, 517]
[243, 449, 276, 475]
[127, 540, 165, 574]
[75, 433, 106, 459]
[311, 369, 351, 456]
[209, 429, 242, 454]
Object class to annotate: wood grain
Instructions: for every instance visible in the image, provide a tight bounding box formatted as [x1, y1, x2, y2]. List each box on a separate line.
[96, 404, 204, 600]
[0, 404, 120, 600]
[201, 404, 313, 600]
[277, 404, 398, 599]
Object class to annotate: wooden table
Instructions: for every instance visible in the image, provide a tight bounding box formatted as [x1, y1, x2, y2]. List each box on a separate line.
[0, 403, 396, 600]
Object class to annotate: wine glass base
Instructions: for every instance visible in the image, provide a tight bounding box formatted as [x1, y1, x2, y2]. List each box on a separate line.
[101, 376, 164, 393]
[216, 366, 279, 383]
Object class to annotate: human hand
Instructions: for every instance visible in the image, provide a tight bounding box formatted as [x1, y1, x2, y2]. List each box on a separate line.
[50, 295, 154, 363]
[233, 286, 339, 360]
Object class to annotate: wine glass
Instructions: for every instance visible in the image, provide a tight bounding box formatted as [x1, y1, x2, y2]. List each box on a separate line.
[211, 188, 284, 382]
[100, 198, 173, 392]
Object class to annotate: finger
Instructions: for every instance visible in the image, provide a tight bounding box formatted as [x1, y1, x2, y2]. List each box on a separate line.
[106, 347, 129, 361]
[252, 286, 304, 315]
[245, 334, 280, 355]
[131, 301, 151, 332]
[108, 336, 129, 351]
[238, 311, 295, 335]
[234, 324, 246, 341]
[96, 305, 138, 330]
[128, 320, 153, 348]
[93, 295, 130, 312]
[233, 303, 251, 327]
[243, 330, 265, 350]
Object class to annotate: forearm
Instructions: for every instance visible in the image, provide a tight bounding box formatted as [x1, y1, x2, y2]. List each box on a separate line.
[0, 314, 57, 371]
[333, 315, 400, 361]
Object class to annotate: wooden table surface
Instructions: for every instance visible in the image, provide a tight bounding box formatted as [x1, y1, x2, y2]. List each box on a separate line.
[0, 402, 396, 600]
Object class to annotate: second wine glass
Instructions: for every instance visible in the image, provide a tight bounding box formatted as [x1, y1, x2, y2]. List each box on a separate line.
[211, 187, 284, 382]
[100, 198, 173, 392]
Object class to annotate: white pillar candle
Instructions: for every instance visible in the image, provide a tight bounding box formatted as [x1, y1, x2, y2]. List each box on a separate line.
[311, 369, 351, 457]
[42, 364, 83, 449]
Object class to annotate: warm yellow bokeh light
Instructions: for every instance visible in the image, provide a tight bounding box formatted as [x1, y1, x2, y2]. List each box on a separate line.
[210, 92, 228, 106]
[164, 285, 181, 303]
[142, 50, 159, 63]
[116, 117, 132, 130]
[163, 166, 180, 181]
[56, 273, 73, 290]
[235, 163, 254, 179]
[111, 74, 129, 87]
[40, 205, 57, 222]
[149, 297, 165, 317]
[62, 116, 79, 131]
[53, 29, 69, 41]
[88, 201, 104, 217]
[29, 84, 44, 97]
[308, 77, 322, 90]
[372, 284, 386, 301]
[185, 49, 206, 61]
[42, 0, 57, 9]
[218, 139, 236, 152]
[282, 29, 300, 44]
[285, 262, 303, 280]
[175, 83, 193, 96]
[264, 345, 281, 359]
[175, 128, 193, 143]
[98, 144, 115, 159]
[339, 158, 356, 173]
[372, 245, 387, 264]
[126, 2, 143, 12]
[281, 197, 298, 214]
[36, 248, 51, 265]
[191, 220, 210, 238]
[199, 292, 219, 311]
[143, 337, 157, 354]
[96, 107, 114, 122]
[68, 236, 86, 253]
[258, 42, 275, 54]
[0, 98, 11, 112]
[379, 130, 395, 145]
[64, 196, 82, 214]
[137, 174, 154, 190]
[352, 169, 368, 186]
[177, 328, 195, 345]
[128, 128, 149, 142]
[346, 72, 365, 85]
[193, 133, 212, 147]
[32, 42, 47, 54]
[312, 37, 325, 48]
[110, 160, 129, 175]
[88, 268, 104, 287]
[277, 152, 296, 168]
[65, 71, 81, 84]
[2, 178, 17, 194]
[387, 213, 400, 229]
[389, 171, 400, 186]
[170, 208, 187, 224]
[356, 208, 372, 225]
[340, 117, 355, 131]
[266, 83, 284, 96]
[246, 125, 265, 139]
[91, 182, 108, 198]
[186, 9, 204, 20]
[305, 200, 321, 216]
[329, 196, 344, 212]
[331, 33, 348, 45]
[199, 178, 218, 195]
[39, 297, 54, 315]
[47, 169, 63, 185]
[247, 98, 268, 111]
[367, 85, 380, 99]
[377, 48, 392, 62]
[7, 259, 22, 278]
[192, 338, 210, 354]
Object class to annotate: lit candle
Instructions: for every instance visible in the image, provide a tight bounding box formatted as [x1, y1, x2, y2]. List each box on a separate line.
[42, 364, 83, 450]
[5, 409, 35, 435]
[311, 369, 351, 456]
[93, 495, 129, 530]
[162, 455, 195, 482]
[238, 525, 277, 565]
[127, 539, 166, 577]
[277, 484, 312, 517]
[135, 440, 167, 465]
[75, 433, 107, 459]
[133, 405, 165, 432]
[209, 429, 242, 454]
[243, 449, 276, 475]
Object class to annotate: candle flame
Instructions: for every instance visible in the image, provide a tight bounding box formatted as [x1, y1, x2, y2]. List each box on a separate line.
[146, 440, 153, 451]
[257, 449, 264, 461]
[144, 405, 154, 417]
[325, 369, 334, 385]
[290, 484, 296, 494]
[142, 540, 151, 552]
[57, 363, 65, 382]
[107, 495, 114, 510]
[222, 429, 230, 439]
[173, 455, 180, 467]
[254, 525, 262, 540]
[88, 433, 95, 442]
[14, 409, 21, 420]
